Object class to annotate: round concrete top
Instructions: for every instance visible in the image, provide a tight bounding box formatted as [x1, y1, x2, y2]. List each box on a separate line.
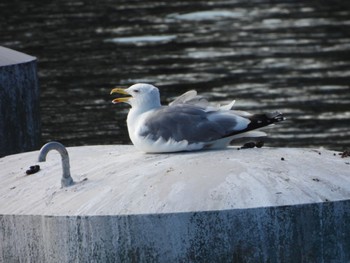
[0, 145, 349, 216]
[0, 46, 36, 67]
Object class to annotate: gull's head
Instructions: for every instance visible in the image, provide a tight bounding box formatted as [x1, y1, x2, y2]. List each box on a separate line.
[110, 83, 161, 110]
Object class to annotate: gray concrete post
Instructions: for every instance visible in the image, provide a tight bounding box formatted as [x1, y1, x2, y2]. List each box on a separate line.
[1, 146, 350, 262]
[0, 46, 41, 157]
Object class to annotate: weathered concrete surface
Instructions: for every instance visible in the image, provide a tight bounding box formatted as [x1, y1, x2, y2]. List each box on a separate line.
[0, 46, 41, 157]
[0, 145, 349, 262]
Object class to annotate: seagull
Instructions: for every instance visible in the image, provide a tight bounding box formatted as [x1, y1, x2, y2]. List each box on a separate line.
[110, 83, 284, 153]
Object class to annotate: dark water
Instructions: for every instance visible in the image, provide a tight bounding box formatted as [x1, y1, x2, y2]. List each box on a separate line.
[1, 0, 350, 150]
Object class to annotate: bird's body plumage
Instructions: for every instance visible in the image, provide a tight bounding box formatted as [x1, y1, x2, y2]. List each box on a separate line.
[111, 83, 284, 153]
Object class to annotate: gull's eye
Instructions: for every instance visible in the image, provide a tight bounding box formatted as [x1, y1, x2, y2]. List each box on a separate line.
[134, 89, 139, 93]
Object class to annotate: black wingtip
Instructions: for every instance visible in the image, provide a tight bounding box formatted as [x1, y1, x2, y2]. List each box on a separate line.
[247, 111, 285, 130]
[266, 111, 285, 123]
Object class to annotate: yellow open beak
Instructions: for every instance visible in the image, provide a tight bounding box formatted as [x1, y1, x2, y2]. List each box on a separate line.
[110, 87, 131, 104]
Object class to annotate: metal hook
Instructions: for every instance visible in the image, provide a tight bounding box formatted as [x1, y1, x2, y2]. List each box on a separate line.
[38, 141, 74, 187]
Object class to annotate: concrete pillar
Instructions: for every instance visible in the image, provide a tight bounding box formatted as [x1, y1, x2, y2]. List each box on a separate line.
[0, 146, 349, 262]
[1, 200, 349, 262]
[0, 46, 41, 157]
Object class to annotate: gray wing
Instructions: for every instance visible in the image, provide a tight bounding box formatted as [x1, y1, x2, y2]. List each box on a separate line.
[169, 90, 210, 108]
[170, 89, 237, 110]
[140, 105, 249, 143]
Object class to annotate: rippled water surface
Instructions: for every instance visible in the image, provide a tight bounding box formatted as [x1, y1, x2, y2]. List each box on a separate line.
[1, 0, 350, 150]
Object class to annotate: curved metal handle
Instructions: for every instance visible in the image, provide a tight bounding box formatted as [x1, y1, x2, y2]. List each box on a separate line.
[38, 141, 74, 187]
